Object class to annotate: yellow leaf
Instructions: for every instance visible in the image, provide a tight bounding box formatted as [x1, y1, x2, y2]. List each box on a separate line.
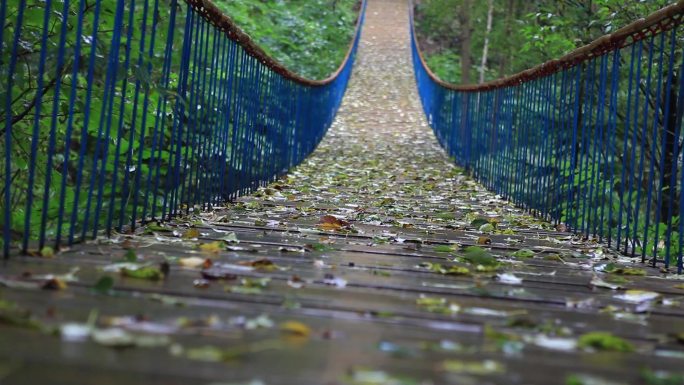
[199, 241, 224, 254]
[183, 228, 200, 239]
[318, 222, 341, 231]
[40, 246, 55, 258]
[317, 215, 349, 231]
[240, 258, 277, 271]
[280, 321, 311, 337]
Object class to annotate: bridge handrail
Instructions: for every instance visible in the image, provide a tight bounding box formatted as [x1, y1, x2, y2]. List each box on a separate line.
[1, 0, 367, 258]
[411, 0, 684, 272]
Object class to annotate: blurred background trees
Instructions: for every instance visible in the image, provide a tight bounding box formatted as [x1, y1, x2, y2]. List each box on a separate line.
[414, 0, 676, 83]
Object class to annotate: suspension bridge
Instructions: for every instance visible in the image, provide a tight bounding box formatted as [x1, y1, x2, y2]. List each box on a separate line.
[2, 0, 684, 383]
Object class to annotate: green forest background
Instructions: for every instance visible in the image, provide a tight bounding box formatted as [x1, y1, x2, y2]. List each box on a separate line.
[414, 0, 675, 84]
[215, 0, 358, 80]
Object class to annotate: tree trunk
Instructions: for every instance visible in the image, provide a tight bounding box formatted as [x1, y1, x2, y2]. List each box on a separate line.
[498, 0, 515, 77]
[479, 0, 494, 84]
[459, 0, 472, 84]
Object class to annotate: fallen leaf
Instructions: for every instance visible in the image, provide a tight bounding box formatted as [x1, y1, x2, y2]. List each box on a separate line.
[146, 223, 171, 232]
[470, 217, 491, 228]
[220, 232, 240, 243]
[40, 246, 55, 258]
[123, 249, 137, 262]
[121, 265, 164, 281]
[60, 323, 91, 342]
[577, 332, 633, 352]
[416, 295, 459, 314]
[178, 257, 212, 268]
[348, 368, 416, 385]
[433, 244, 456, 253]
[199, 241, 224, 254]
[42, 278, 67, 290]
[461, 246, 499, 268]
[243, 277, 271, 288]
[323, 274, 347, 288]
[148, 294, 185, 307]
[511, 249, 535, 258]
[287, 275, 305, 289]
[496, 273, 522, 285]
[91, 328, 135, 348]
[614, 290, 660, 304]
[442, 359, 505, 375]
[280, 321, 311, 337]
[244, 314, 274, 329]
[532, 335, 577, 351]
[241, 258, 278, 271]
[602, 263, 646, 276]
[93, 276, 114, 294]
[590, 276, 622, 290]
[318, 215, 350, 231]
[182, 228, 200, 239]
[228, 285, 258, 295]
[479, 223, 495, 233]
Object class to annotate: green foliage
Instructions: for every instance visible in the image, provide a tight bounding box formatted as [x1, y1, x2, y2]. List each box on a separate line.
[214, 0, 358, 79]
[426, 52, 462, 85]
[415, 0, 674, 83]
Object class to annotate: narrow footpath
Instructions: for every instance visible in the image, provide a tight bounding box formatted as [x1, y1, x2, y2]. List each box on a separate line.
[1, 1, 684, 384]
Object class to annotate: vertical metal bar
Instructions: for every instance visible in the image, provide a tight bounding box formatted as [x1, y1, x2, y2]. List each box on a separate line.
[604, 48, 622, 248]
[652, 29, 677, 267]
[633, 36, 656, 262]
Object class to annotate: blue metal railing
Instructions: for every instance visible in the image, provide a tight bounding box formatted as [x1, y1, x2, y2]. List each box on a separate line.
[1, 0, 366, 257]
[412, 3, 684, 271]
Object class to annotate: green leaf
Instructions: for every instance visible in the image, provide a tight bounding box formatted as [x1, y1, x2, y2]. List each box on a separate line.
[436, 211, 455, 220]
[577, 332, 633, 352]
[93, 276, 114, 294]
[511, 249, 535, 259]
[470, 217, 490, 228]
[604, 263, 646, 276]
[310, 243, 334, 252]
[433, 244, 456, 253]
[121, 266, 164, 281]
[124, 249, 137, 262]
[461, 246, 499, 267]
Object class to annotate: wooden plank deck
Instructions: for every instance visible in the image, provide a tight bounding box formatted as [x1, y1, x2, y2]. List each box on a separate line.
[2, 1, 684, 384]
